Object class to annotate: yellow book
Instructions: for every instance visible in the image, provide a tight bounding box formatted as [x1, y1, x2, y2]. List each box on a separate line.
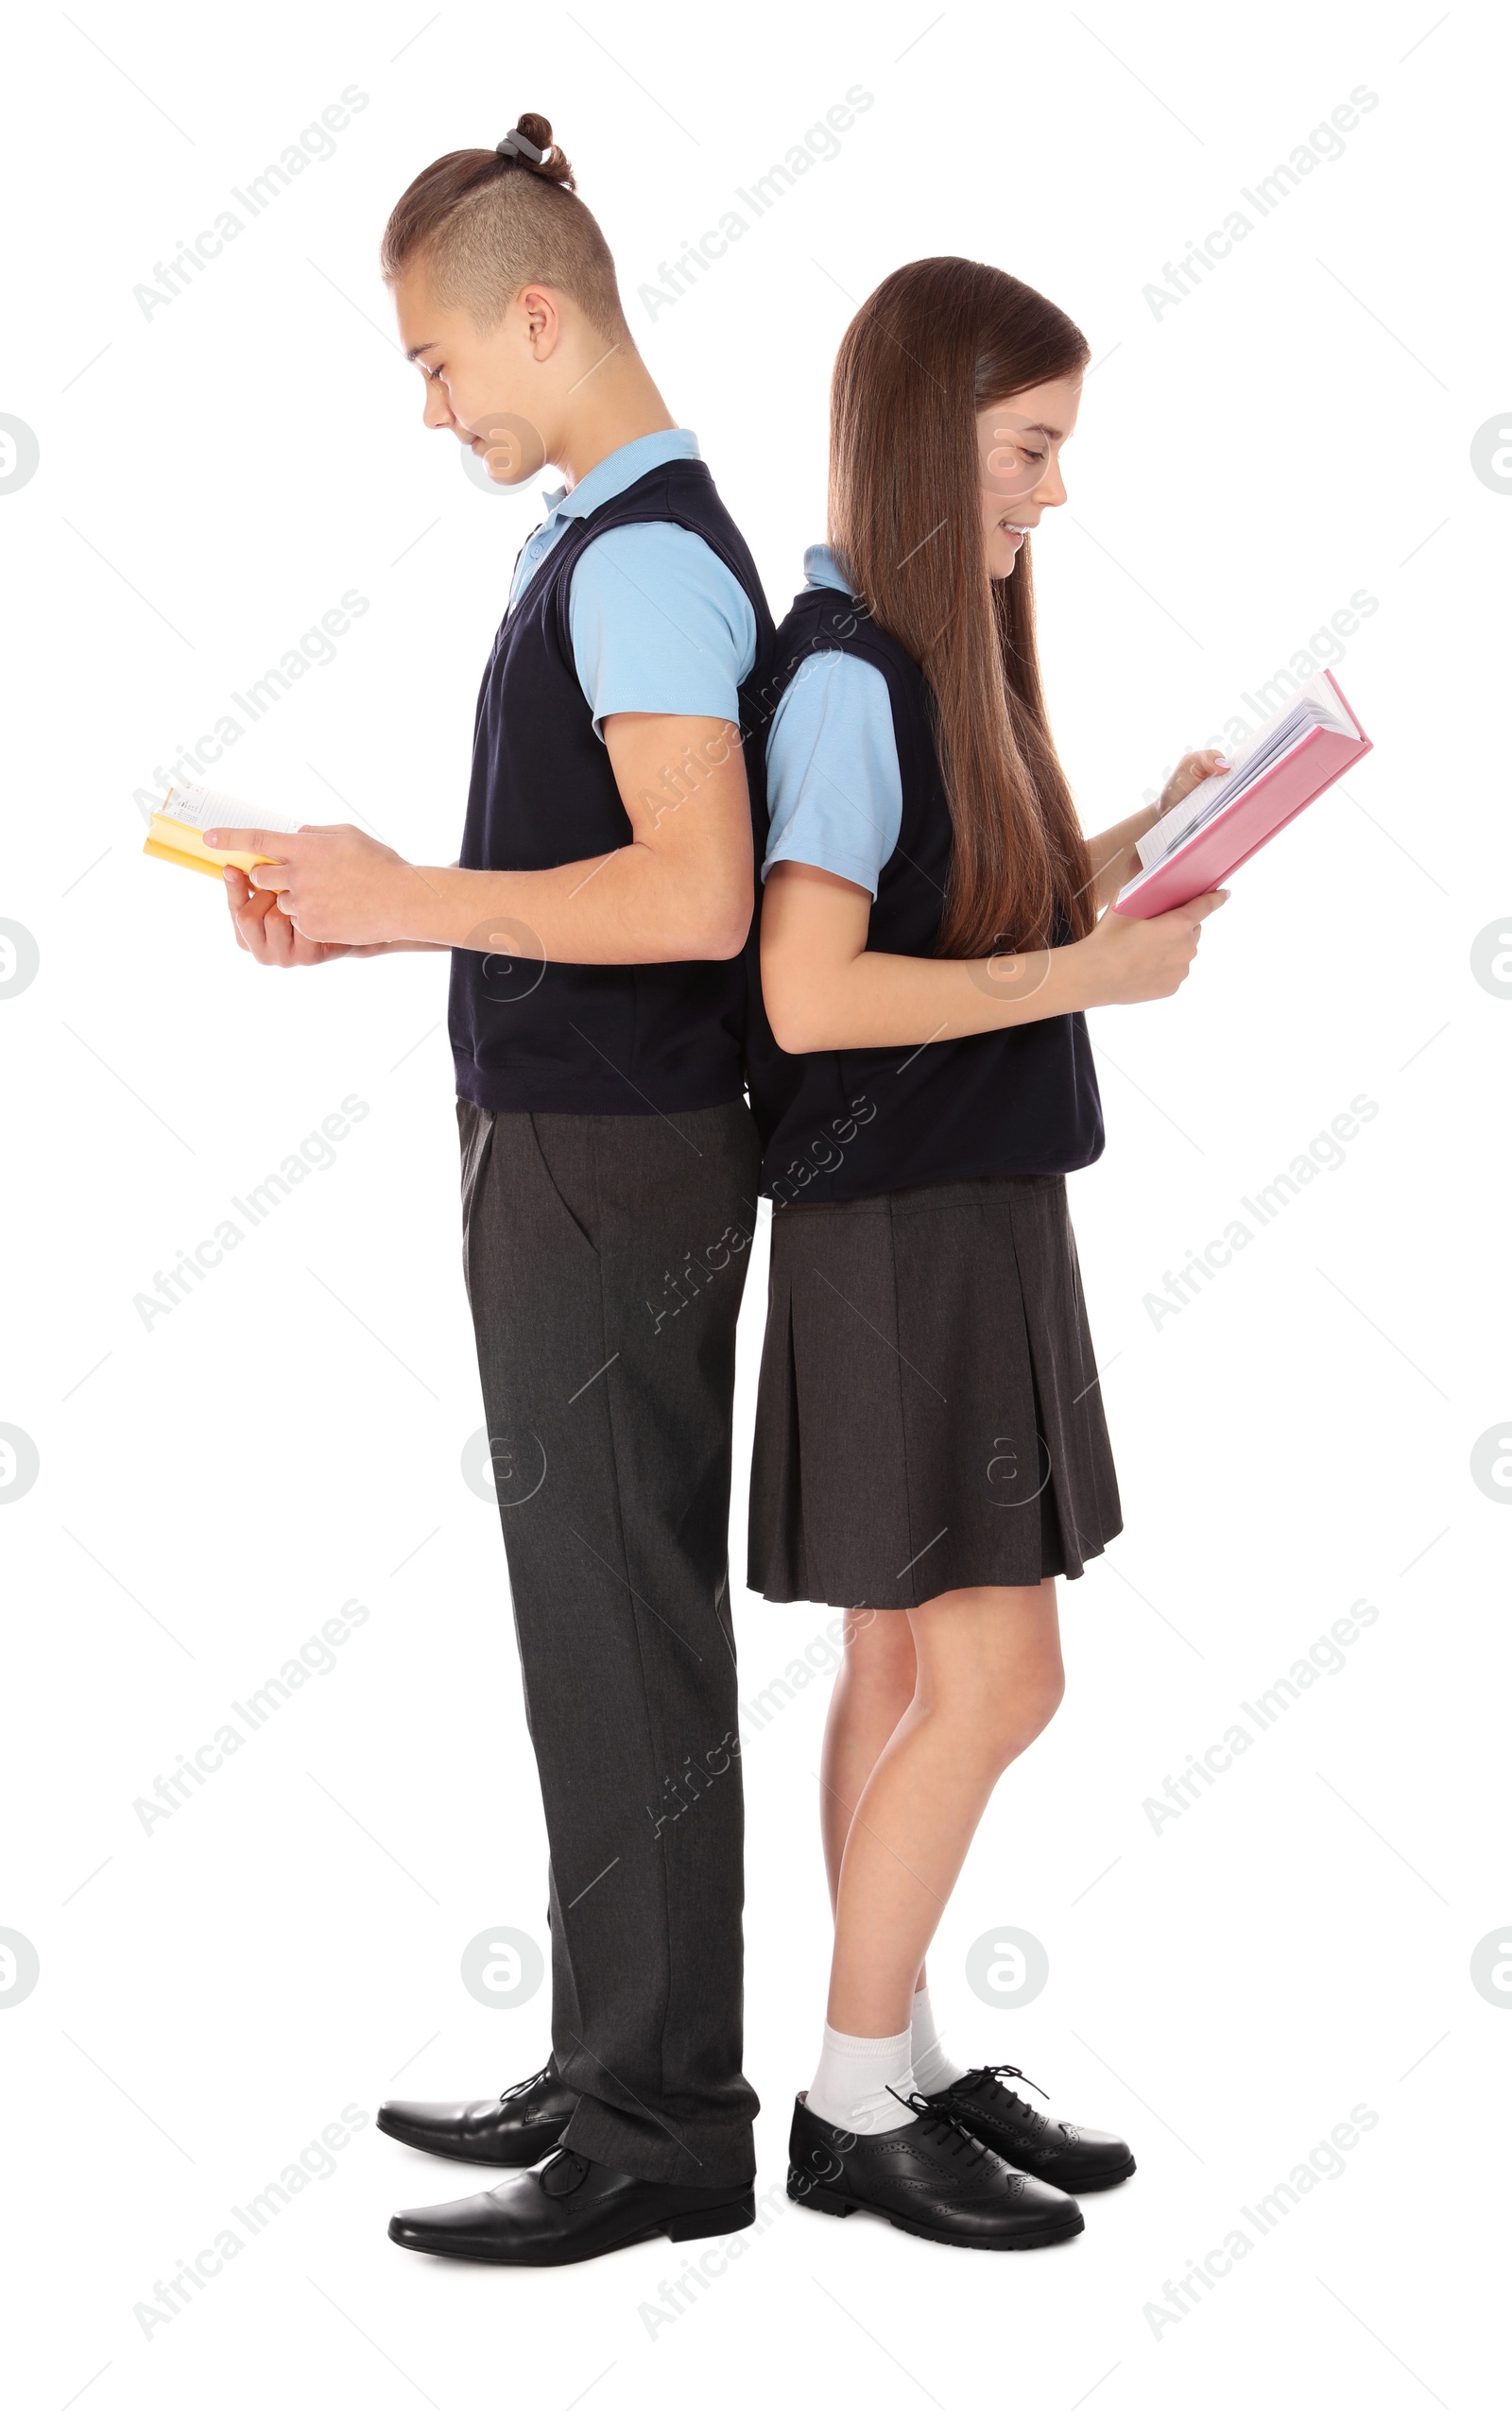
[143, 782, 301, 879]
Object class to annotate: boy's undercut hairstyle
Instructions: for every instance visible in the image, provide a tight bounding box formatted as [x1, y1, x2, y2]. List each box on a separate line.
[380, 112, 629, 340]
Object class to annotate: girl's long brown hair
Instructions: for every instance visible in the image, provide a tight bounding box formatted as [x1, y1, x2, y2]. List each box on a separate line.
[829, 257, 1094, 955]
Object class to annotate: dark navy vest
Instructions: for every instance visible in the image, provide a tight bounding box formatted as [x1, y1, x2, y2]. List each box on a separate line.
[450, 458, 775, 1115]
[745, 583, 1105, 1202]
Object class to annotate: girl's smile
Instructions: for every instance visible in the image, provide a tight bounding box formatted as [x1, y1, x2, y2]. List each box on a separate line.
[975, 373, 1081, 578]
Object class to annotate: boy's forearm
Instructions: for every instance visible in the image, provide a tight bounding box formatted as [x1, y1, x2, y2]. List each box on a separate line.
[352, 860, 463, 948]
[402, 849, 747, 962]
[347, 939, 452, 955]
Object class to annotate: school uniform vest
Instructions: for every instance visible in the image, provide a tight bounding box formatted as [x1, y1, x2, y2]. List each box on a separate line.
[450, 459, 776, 1115]
[746, 583, 1105, 1202]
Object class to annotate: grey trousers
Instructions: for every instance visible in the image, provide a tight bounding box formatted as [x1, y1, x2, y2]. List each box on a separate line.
[457, 1095, 762, 2185]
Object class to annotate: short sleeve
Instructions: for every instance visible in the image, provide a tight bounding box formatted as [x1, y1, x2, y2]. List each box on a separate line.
[762, 650, 902, 899]
[568, 523, 758, 737]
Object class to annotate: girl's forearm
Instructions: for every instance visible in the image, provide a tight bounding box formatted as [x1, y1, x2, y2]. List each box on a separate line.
[1083, 803, 1161, 909]
[765, 937, 1097, 1053]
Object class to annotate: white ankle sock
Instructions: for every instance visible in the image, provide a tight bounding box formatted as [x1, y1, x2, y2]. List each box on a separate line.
[909, 1986, 968, 2097]
[807, 2023, 915, 2137]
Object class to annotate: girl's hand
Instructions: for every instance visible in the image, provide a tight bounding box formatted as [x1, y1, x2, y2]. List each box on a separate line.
[1081, 889, 1229, 1006]
[1157, 748, 1229, 817]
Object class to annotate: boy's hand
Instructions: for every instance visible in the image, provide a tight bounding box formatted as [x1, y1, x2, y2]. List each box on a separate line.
[204, 822, 434, 948]
[220, 862, 353, 966]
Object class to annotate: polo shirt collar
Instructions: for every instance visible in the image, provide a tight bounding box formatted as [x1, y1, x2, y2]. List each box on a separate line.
[540, 427, 702, 524]
[803, 540, 858, 593]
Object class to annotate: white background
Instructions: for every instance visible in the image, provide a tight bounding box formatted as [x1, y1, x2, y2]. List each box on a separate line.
[3, 2, 1508, 2415]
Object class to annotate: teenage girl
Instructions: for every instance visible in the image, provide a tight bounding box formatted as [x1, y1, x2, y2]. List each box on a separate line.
[746, 256, 1228, 2250]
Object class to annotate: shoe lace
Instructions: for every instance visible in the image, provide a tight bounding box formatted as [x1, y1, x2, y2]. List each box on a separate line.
[971, 2062, 1048, 2114]
[886, 2085, 992, 2169]
[539, 2144, 589, 2198]
[497, 2064, 553, 2104]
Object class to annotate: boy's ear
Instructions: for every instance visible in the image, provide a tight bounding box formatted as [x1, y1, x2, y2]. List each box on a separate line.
[517, 284, 564, 357]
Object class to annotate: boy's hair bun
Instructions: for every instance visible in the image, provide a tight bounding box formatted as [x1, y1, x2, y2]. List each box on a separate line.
[381, 114, 626, 338]
[495, 114, 576, 192]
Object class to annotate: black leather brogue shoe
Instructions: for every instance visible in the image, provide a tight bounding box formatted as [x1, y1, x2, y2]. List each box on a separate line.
[787, 2090, 1083, 2249]
[921, 2064, 1135, 2192]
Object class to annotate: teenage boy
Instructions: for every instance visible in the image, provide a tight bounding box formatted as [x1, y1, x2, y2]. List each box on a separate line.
[209, 117, 774, 2265]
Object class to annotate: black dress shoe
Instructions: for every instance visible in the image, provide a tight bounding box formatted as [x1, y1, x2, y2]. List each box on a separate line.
[377, 2063, 576, 2167]
[787, 2090, 1082, 2249]
[921, 2064, 1136, 2192]
[389, 2145, 756, 2266]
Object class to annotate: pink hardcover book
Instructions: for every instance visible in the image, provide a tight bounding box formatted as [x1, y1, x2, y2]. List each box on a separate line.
[1115, 670, 1371, 919]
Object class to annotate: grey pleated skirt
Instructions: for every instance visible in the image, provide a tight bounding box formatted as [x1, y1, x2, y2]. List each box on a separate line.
[747, 1174, 1122, 1607]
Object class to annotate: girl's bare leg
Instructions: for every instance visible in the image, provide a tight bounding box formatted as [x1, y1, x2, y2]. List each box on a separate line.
[824, 1580, 1063, 2037]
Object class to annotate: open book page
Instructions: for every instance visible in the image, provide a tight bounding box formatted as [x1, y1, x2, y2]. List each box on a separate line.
[158, 782, 303, 835]
[1136, 677, 1359, 871]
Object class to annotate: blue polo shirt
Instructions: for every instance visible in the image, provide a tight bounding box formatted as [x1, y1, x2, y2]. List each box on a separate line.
[508, 427, 759, 734]
[761, 542, 903, 897]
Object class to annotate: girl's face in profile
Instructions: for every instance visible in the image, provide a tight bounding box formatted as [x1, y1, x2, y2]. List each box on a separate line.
[976, 374, 1082, 579]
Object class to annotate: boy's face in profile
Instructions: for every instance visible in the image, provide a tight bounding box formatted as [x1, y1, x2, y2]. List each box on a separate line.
[390, 262, 549, 486]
